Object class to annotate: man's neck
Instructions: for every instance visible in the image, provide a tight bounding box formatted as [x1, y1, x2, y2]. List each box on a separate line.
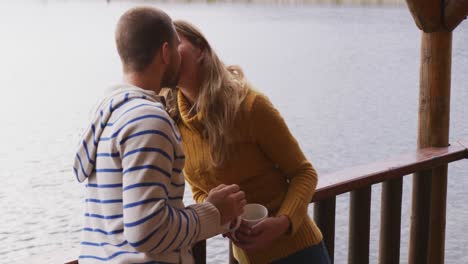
[124, 72, 162, 94]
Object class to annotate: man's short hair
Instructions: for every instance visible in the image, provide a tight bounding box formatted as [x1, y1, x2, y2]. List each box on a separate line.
[115, 7, 175, 73]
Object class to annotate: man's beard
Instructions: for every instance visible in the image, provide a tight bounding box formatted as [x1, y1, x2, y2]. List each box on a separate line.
[160, 59, 180, 89]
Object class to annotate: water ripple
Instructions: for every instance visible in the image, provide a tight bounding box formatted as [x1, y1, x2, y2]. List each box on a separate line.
[1, 3, 467, 264]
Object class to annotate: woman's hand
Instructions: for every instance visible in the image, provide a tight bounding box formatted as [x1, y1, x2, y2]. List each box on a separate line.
[231, 215, 291, 252]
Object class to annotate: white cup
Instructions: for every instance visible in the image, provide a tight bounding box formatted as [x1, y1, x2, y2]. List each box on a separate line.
[241, 203, 268, 227]
[228, 203, 269, 236]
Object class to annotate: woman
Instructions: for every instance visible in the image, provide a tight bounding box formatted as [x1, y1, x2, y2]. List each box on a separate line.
[166, 20, 330, 264]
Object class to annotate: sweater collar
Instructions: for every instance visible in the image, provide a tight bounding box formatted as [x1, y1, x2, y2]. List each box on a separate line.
[177, 89, 205, 134]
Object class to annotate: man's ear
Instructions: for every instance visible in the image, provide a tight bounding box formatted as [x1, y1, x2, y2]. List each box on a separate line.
[161, 42, 170, 65]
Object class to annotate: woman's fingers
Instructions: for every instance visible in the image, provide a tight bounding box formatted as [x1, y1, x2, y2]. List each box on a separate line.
[236, 220, 251, 233]
[236, 227, 250, 237]
[224, 232, 238, 243]
[235, 231, 255, 244]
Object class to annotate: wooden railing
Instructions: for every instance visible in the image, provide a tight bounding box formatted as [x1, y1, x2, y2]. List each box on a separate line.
[65, 141, 467, 264]
[313, 141, 467, 264]
[193, 140, 468, 264]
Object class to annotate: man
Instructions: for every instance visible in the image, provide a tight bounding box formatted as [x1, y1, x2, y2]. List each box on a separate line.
[73, 7, 246, 263]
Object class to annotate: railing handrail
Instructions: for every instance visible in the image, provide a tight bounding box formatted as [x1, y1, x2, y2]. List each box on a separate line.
[65, 141, 468, 264]
[312, 140, 468, 203]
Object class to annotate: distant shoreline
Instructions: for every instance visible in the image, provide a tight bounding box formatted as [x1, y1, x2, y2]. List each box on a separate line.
[105, 0, 406, 6]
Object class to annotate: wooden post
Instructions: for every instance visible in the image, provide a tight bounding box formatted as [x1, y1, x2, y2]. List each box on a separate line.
[349, 186, 372, 264]
[379, 178, 403, 264]
[406, 0, 467, 32]
[444, 0, 468, 31]
[405, 0, 443, 32]
[409, 31, 452, 264]
[314, 197, 336, 263]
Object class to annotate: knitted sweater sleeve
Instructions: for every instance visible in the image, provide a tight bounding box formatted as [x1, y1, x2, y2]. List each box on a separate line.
[249, 94, 318, 235]
[184, 171, 209, 203]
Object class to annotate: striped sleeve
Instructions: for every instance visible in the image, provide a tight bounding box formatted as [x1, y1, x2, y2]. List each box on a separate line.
[115, 104, 222, 254]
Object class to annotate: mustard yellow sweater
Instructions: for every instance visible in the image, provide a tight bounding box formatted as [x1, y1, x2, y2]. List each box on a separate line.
[177, 89, 323, 264]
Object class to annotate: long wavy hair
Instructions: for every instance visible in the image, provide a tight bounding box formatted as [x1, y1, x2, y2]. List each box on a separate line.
[166, 20, 249, 167]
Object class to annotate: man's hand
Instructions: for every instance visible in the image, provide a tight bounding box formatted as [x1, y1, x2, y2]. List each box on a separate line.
[232, 215, 291, 252]
[206, 184, 246, 225]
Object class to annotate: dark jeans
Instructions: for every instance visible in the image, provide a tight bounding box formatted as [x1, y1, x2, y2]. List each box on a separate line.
[271, 241, 331, 264]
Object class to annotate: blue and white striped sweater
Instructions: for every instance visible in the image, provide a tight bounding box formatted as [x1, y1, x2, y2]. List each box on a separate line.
[74, 84, 225, 264]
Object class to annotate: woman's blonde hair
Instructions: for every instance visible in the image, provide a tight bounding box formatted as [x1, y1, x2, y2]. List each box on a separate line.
[168, 20, 249, 167]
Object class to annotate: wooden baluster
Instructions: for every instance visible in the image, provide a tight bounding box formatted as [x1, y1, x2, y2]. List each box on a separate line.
[379, 178, 403, 264]
[314, 197, 336, 263]
[349, 186, 372, 264]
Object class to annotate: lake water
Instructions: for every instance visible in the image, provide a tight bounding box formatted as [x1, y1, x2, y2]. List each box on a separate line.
[0, 1, 466, 263]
